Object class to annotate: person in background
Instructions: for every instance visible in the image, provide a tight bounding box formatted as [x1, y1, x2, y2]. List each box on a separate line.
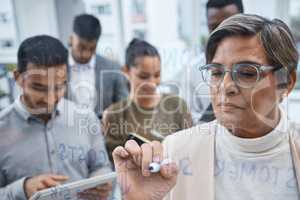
[180, 0, 244, 124]
[0, 35, 112, 200]
[113, 14, 300, 200]
[207, 0, 244, 32]
[103, 39, 192, 162]
[67, 14, 128, 119]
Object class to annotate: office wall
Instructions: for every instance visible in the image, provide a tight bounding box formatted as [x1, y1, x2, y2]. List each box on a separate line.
[55, 0, 86, 46]
[13, 0, 59, 39]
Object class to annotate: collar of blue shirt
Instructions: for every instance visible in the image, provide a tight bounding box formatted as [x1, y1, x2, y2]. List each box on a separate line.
[14, 96, 61, 122]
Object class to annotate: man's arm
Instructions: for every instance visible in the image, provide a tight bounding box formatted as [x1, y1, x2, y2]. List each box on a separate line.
[0, 172, 28, 200]
[86, 113, 112, 177]
[79, 113, 113, 200]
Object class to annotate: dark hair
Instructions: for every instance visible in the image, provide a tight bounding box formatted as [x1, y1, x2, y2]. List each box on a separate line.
[125, 38, 160, 68]
[73, 14, 101, 41]
[17, 35, 68, 73]
[206, 0, 244, 13]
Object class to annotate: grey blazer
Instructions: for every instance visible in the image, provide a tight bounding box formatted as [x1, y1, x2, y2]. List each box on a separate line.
[66, 55, 129, 118]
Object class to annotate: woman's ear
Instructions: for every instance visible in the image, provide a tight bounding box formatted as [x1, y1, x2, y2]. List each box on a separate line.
[286, 70, 297, 95]
[275, 68, 296, 99]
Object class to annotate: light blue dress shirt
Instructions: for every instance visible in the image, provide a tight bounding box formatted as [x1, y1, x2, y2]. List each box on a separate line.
[0, 97, 112, 200]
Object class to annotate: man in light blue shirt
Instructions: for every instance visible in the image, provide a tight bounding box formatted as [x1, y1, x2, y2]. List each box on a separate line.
[0, 35, 112, 200]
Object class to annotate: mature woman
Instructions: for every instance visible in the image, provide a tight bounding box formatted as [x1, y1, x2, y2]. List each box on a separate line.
[112, 14, 300, 200]
[103, 39, 192, 162]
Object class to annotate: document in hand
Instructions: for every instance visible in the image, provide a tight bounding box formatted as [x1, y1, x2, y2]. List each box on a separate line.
[29, 172, 117, 200]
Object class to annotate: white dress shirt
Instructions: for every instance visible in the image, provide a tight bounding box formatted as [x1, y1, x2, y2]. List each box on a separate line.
[69, 54, 97, 110]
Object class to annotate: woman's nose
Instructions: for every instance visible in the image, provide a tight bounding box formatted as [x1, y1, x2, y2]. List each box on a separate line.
[220, 72, 239, 96]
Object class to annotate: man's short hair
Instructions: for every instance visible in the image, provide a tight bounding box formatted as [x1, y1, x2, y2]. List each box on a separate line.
[206, 0, 244, 13]
[17, 35, 68, 73]
[73, 14, 101, 41]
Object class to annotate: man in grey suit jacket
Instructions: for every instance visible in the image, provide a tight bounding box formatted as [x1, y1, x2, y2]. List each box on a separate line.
[66, 14, 128, 119]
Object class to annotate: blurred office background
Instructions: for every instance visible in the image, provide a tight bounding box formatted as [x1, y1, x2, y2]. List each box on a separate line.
[1, 0, 300, 121]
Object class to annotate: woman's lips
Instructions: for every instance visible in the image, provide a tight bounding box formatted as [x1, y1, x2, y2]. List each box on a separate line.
[218, 103, 244, 111]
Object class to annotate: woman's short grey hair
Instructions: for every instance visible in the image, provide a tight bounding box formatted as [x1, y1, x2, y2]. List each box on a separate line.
[206, 14, 299, 78]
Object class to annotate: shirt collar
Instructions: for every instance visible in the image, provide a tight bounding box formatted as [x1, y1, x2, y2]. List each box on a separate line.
[14, 95, 61, 122]
[69, 53, 96, 70]
[14, 96, 31, 120]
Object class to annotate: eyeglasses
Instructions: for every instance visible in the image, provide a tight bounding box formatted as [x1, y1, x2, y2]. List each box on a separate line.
[199, 63, 280, 88]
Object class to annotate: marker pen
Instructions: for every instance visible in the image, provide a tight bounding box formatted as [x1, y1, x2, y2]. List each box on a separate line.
[149, 159, 172, 173]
